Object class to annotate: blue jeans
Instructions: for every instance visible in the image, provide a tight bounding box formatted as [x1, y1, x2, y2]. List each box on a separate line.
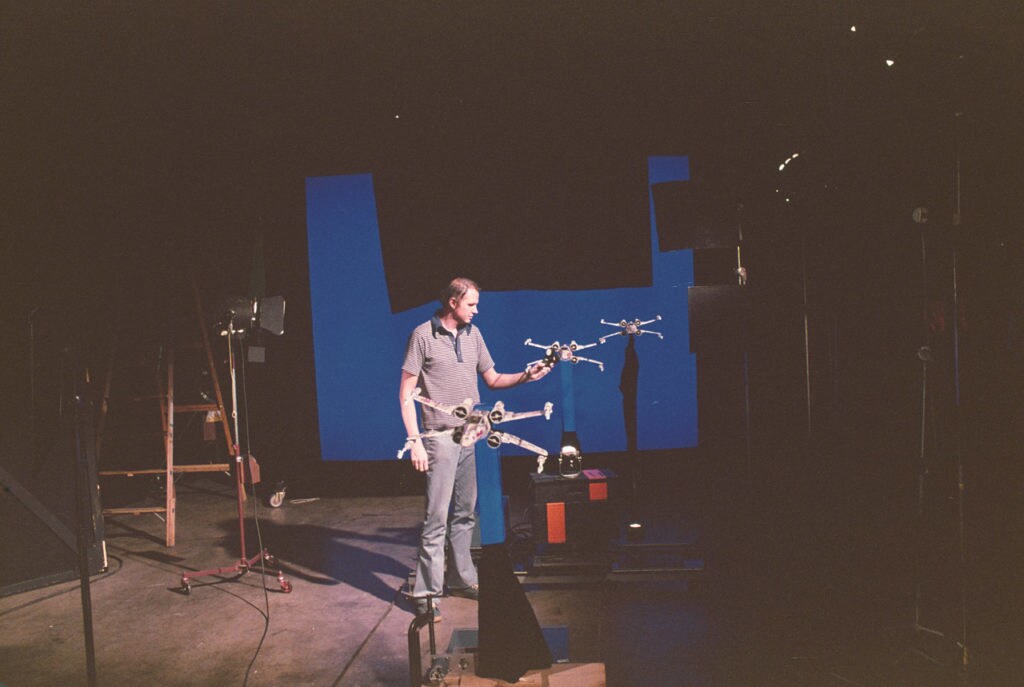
[412, 436, 478, 598]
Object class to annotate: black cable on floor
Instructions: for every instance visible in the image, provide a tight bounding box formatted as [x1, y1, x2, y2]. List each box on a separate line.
[240, 571, 271, 687]
[239, 335, 273, 687]
[240, 484, 271, 687]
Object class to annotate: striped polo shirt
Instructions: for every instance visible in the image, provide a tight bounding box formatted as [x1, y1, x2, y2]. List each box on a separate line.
[402, 314, 495, 430]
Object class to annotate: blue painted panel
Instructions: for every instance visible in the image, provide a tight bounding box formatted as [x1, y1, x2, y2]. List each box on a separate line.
[306, 156, 695, 460]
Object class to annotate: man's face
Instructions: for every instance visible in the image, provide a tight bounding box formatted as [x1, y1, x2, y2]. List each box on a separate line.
[451, 288, 479, 326]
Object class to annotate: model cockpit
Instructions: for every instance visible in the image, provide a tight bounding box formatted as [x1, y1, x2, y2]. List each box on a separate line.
[397, 387, 555, 473]
[523, 338, 605, 372]
[598, 315, 663, 344]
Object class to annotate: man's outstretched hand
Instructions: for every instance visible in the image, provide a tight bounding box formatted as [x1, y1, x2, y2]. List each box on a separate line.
[525, 361, 553, 382]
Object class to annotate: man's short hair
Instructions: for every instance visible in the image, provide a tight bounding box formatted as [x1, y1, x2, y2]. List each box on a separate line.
[440, 277, 479, 311]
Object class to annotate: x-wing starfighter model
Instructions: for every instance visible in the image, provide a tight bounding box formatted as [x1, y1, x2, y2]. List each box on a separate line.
[598, 315, 664, 344]
[398, 387, 554, 472]
[524, 338, 605, 372]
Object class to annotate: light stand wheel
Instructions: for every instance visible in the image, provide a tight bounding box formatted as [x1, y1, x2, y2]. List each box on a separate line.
[268, 480, 287, 508]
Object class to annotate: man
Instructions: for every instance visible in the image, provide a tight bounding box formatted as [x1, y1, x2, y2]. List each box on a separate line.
[401, 277, 551, 620]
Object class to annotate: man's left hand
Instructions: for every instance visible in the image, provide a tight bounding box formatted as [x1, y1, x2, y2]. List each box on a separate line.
[526, 361, 553, 382]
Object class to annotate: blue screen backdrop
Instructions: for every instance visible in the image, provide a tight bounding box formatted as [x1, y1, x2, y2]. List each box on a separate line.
[306, 156, 696, 460]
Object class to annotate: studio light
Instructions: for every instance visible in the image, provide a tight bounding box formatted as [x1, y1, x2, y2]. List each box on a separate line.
[212, 295, 286, 337]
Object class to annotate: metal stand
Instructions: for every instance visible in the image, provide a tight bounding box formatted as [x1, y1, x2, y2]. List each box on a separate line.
[71, 389, 99, 687]
[905, 112, 970, 683]
[180, 316, 291, 593]
[407, 595, 448, 686]
[910, 342, 955, 653]
[734, 206, 752, 482]
[949, 111, 970, 679]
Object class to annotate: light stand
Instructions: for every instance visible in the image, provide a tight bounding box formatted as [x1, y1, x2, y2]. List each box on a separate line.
[949, 111, 970, 679]
[910, 207, 943, 644]
[903, 112, 971, 683]
[180, 306, 291, 594]
[734, 204, 752, 483]
[71, 377, 99, 687]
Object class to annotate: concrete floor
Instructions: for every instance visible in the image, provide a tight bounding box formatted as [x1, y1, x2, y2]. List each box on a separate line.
[1, 472, 708, 686]
[0, 459, 1012, 686]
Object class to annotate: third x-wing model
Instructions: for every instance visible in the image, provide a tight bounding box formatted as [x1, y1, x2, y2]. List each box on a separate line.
[598, 315, 663, 344]
[398, 388, 554, 473]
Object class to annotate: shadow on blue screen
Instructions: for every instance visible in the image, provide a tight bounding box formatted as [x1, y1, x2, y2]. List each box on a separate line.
[306, 156, 696, 460]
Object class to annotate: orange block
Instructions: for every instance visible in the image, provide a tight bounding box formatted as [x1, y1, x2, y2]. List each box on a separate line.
[588, 481, 608, 501]
[546, 502, 566, 543]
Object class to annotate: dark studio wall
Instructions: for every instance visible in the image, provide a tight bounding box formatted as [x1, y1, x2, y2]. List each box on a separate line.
[2, 3, 1021, 502]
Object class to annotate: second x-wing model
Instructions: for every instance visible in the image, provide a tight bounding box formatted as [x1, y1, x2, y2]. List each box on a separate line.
[524, 338, 605, 372]
[398, 388, 554, 472]
[598, 315, 664, 344]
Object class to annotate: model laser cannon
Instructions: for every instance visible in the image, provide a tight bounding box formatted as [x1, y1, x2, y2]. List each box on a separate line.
[398, 387, 555, 473]
[523, 338, 604, 372]
[598, 315, 664, 344]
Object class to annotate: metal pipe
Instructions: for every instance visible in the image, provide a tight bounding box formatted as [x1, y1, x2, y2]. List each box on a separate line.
[72, 383, 98, 687]
[407, 612, 432, 687]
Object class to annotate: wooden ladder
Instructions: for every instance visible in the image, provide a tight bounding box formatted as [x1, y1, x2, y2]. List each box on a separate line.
[96, 277, 233, 547]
